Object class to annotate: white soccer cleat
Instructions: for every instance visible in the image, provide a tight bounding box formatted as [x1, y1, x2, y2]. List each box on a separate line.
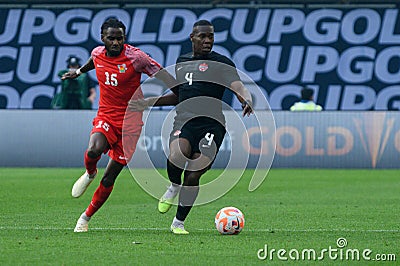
[71, 170, 97, 198]
[74, 216, 89, 233]
[170, 224, 189, 235]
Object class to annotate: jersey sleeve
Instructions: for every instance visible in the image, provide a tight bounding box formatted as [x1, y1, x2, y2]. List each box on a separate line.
[91, 46, 104, 60]
[220, 56, 241, 86]
[141, 51, 162, 77]
[171, 56, 184, 96]
[127, 48, 162, 77]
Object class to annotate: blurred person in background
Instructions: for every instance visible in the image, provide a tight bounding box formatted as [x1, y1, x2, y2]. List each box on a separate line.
[290, 87, 322, 111]
[52, 56, 96, 109]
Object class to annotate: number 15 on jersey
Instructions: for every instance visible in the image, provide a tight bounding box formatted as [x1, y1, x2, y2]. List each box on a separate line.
[105, 72, 118, 86]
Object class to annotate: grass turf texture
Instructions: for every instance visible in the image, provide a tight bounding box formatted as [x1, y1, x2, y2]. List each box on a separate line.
[0, 168, 399, 265]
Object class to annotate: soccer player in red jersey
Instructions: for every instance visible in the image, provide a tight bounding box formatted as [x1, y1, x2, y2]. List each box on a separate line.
[62, 18, 175, 232]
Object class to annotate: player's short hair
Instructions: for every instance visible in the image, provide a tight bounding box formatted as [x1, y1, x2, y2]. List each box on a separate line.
[301, 87, 314, 100]
[193, 20, 213, 28]
[101, 18, 126, 34]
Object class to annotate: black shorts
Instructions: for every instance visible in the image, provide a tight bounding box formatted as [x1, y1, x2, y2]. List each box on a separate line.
[170, 118, 226, 159]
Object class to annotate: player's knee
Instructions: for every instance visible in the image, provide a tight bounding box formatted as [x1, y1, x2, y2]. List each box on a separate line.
[184, 179, 199, 186]
[87, 133, 108, 158]
[87, 142, 106, 158]
[87, 148, 101, 158]
[184, 173, 201, 186]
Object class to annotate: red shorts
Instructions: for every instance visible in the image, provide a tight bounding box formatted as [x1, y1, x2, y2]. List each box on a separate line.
[91, 116, 142, 165]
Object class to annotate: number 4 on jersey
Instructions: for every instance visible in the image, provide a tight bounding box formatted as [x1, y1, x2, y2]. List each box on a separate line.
[202, 133, 214, 148]
[185, 72, 193, 85]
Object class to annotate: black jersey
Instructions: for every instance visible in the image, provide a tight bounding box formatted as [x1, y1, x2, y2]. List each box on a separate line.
[173, 51, 241, 126]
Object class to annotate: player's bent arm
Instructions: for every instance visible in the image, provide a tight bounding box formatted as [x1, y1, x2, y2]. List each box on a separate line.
[151, 93, 179, 106]
[129, 68, 179, 112]
[61, 57, 95, 80]
[128, 93, 178, 111]
[79, 57, 95, 74]
[230, 80, 253, 116]
[154, 68, 179, 93]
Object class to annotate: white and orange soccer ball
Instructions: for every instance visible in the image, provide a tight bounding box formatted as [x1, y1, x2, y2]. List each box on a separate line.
[215, 207, 245, 235]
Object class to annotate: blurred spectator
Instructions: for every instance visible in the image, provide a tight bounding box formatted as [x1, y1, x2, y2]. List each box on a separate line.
[290, 87, 323, 111]
[51, 56, 96, 109]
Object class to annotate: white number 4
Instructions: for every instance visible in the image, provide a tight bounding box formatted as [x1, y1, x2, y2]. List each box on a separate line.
[202, 133, 215, 148]
[185, 72, 193, 85]
[105, 72, 118, 86]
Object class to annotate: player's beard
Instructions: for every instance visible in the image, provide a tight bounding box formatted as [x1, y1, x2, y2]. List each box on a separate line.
[107, 46, 123, 57]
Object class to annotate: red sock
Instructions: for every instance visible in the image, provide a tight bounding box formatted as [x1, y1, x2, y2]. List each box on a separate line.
[85, 183, 114, 217]
[84, 151, 100, 175]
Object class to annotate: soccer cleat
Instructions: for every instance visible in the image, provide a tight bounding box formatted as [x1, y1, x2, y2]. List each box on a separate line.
[71, 170, 97, 198]
[170, 225, 189, 235]
[158, 197, 174, 214]
[74, 217, 89, 232]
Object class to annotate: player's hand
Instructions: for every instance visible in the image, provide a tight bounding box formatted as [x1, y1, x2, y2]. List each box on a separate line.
[128, 98, 149, 111]
[242, 100, 253, 117]
[87, 95, 95, 104]
[61, 69, 80, 80]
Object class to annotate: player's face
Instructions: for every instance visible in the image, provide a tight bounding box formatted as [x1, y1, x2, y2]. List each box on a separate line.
[191, 25, 214, 56]
[101, 27, 126, 57]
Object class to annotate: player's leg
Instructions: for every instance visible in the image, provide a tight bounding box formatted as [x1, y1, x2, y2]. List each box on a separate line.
[75, 126, 136, 232]
[87, 159, 124, 217]
[74, 159, 124, 232]
[82, 131, 139, 217]
[72, 132, 109, 198]
[170, 153, 208, 234]
[158, 138, 192, 213]
[170, 124, 226, 234]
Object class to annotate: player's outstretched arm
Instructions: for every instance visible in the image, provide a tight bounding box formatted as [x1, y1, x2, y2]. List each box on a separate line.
[128, 93, 179, 112]
[61, 57, 95, 80]
[154, 68, 179, 91]
[128, 67, 180, 111]
[230, 80, 253, 117]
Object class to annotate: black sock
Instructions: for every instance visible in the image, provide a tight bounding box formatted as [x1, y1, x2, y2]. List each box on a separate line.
[176, 185, 199, 222]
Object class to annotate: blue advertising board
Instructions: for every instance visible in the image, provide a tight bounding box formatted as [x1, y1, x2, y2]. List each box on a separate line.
[1, 7, 400, 110]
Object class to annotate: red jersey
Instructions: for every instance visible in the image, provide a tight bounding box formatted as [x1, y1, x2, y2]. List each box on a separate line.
[91, 44, 161, 129]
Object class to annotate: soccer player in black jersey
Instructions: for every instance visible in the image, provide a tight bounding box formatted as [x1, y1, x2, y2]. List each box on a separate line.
[129, 20, 253, 234]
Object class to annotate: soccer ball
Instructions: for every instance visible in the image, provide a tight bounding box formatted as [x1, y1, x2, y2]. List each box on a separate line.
[215, 207, 245, 235]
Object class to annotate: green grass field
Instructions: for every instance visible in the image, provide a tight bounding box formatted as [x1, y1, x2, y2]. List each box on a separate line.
[0, 168, 399, 265]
